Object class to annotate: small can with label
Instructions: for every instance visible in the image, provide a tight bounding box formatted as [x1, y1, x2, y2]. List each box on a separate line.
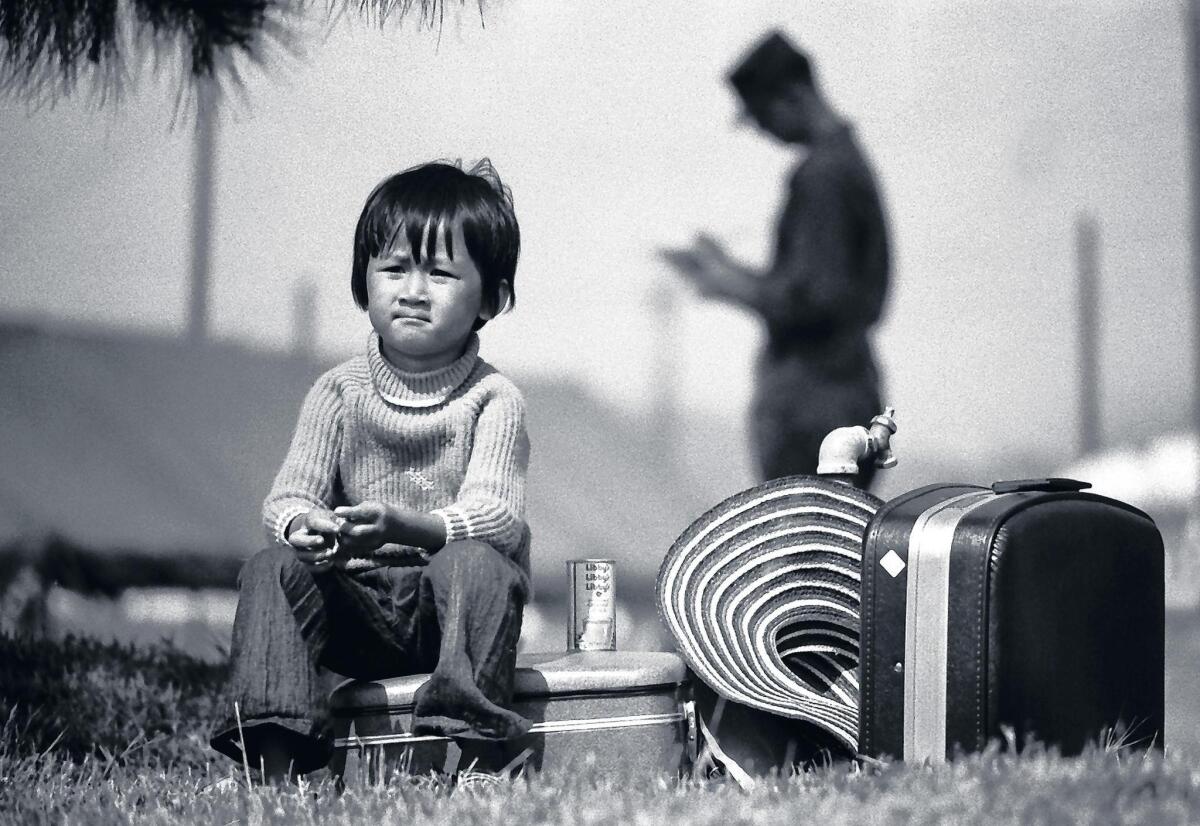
[567, 559, 616, 651]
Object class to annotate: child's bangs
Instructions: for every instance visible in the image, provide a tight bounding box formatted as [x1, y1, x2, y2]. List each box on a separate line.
[370, 201, 459, 263]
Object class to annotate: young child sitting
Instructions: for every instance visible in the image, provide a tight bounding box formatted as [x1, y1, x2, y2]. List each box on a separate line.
[210, 159, 532, 781]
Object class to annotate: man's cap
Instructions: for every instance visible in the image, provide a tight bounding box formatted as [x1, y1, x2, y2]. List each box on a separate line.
[655, 474, 881, 754]
[728, 30, 813, 100]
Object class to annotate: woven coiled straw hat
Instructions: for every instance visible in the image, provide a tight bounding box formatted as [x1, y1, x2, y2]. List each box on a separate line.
[656, 475, 881, 753]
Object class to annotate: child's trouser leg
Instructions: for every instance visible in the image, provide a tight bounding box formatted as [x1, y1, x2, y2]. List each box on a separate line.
[209, 545, 425, 773]
[411, 539, 531, 740]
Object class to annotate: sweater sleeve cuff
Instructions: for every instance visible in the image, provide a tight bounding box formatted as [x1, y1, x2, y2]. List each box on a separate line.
[430, 507, 472, 545]
[271, 504, 311, 546]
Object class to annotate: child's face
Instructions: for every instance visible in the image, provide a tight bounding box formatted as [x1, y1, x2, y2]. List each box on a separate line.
[366, 219, 488, 371]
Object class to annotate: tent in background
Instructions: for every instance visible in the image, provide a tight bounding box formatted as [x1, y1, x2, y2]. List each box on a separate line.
[0, 319, 724, 650]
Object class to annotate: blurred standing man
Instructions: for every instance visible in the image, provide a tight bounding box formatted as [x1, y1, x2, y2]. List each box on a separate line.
[661, 30, 890, 489]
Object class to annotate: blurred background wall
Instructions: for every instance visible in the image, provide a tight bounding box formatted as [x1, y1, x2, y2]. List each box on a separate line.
[0, 0, 1195, 663]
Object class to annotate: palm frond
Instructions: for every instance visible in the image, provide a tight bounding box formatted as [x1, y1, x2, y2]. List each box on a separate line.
[337, 0, 436, 29]
[0, 0, 481, 111]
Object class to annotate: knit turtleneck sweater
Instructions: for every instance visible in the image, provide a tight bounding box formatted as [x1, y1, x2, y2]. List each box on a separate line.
[263, 331, 531, 583]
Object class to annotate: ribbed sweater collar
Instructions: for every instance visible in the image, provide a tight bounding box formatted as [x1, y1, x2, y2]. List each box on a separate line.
[367, 332, 480, 408]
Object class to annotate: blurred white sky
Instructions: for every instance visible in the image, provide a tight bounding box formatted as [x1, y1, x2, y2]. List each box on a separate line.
[0, 0, 1191, 473]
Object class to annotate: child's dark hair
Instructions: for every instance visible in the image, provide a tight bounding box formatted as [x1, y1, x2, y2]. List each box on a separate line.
[351, 160, 519, 329]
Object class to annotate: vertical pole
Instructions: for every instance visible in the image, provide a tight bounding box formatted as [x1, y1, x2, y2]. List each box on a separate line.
[651, 279, 680, 478]
[1189, 0, 1200, 517]
[292, 274, 317, 360]
[188, 82, 217, 342]
[1075, 213, 1101, 456]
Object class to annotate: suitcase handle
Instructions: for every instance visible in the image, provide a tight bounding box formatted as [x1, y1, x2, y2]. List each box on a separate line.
[990, 477, 1091, 494]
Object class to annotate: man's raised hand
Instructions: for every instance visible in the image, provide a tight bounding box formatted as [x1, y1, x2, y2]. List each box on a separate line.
[657, 233, 746, 300]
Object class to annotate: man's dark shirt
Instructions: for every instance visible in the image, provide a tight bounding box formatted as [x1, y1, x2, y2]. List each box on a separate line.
[745, 124, 890, 482]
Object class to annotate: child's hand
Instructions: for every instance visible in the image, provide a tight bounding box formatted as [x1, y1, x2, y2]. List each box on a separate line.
[287, 508, 340, 567]
[333, 501, 399, 555]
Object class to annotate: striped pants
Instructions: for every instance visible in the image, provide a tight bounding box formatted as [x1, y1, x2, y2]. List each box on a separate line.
[210, 540, 529, 774]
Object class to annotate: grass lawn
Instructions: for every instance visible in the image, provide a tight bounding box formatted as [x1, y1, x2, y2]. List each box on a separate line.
[2, 612, 1199, 825]
[5, 746, 1200, 825]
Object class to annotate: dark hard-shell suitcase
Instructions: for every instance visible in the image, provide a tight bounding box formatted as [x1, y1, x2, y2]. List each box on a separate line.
[859, 479, 1164, 762]
[329, 650, 696, 781]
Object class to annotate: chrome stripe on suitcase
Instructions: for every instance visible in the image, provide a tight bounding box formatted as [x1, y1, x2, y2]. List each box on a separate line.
[902, 491, 995, 763]
[858, 484, 981, 759]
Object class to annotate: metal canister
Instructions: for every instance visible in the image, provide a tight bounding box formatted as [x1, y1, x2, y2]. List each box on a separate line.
[567, 559, 616, 651]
